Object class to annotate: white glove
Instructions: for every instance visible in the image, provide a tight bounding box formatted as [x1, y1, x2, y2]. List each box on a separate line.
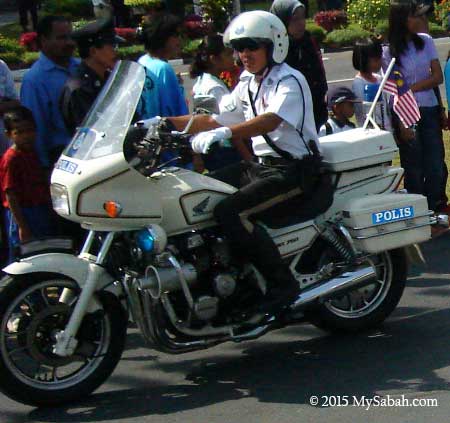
[190, 127, 232, 154]
[136, 116, 162, 128]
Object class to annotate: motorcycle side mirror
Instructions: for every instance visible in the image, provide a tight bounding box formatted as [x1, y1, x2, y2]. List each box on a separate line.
[123, 126, 155, 172]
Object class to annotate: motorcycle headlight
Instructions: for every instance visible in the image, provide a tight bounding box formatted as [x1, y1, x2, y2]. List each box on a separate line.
[50, 183, 70, 216]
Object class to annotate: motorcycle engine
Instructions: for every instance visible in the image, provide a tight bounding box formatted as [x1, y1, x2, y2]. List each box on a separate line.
[178, 232, 238, 319]
[130, 230, 243, 324]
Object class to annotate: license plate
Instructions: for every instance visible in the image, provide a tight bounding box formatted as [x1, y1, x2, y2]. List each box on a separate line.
[372, 206, 414, 225]
[56, 159, 78, 174]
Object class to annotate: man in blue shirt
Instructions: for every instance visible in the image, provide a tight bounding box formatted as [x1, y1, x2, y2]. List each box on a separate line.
[21, 15, 79, 168]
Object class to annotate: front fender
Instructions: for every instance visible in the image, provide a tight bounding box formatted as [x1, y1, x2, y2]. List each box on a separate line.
[2, 253, 122, 296]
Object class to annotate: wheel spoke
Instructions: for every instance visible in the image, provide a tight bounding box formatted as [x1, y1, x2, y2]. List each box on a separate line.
[52, 367, 58, 382]
[40, 288, 51, 307]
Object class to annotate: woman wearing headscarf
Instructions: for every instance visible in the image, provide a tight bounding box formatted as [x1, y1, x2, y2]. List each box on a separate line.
[270, 0, 328, 130]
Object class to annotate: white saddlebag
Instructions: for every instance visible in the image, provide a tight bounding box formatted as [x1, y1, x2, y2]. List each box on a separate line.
[320, 128, 397, 172]
[342, 193, 431, 253]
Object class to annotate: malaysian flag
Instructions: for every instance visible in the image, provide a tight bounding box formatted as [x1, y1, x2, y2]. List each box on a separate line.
[383, 65, 420, 127]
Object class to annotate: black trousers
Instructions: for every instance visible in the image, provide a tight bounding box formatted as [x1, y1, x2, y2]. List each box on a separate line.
[211, 161, 303, 289]
[18, 0, 38, 31]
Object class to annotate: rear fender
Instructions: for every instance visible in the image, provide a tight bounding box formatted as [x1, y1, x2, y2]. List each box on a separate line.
[2, 253, 123, 298]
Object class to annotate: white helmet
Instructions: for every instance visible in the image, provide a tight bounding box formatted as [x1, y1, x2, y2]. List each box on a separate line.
[223, 11, 289, 64]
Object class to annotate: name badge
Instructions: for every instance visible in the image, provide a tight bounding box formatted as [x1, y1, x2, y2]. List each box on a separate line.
[372, 206, 414, 225]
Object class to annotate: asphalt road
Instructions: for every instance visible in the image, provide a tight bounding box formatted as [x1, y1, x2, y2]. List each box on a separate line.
[2, 39, 450, 423]
[2, 232, 450, 423]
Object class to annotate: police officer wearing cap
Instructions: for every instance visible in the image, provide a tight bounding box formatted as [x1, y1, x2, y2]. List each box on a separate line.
[60, 18, 123, 134]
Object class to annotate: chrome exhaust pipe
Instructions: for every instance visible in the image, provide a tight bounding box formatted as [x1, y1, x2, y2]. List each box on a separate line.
[291, 266, 376, 310]
[137, 264, 197, 299]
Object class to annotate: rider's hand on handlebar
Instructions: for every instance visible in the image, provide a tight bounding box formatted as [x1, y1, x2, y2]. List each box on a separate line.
[190, 127, 232, 154]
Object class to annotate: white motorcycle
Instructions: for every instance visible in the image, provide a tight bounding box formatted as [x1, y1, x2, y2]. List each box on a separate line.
[0, 61, 436, 406]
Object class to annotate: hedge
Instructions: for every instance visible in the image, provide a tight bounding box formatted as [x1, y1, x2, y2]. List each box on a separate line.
[324, 24, 372, 47]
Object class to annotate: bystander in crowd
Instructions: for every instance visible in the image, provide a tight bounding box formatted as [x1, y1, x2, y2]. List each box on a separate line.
[382, 0, 446, 213]
[0, 107, 56, 263]
[319, 86, 359, 136]
[270, 0, 328, 131]
[352, 38, 392, 131]
[18, 0, 39, 32]
[190, 34, 250, 170]
[60, 18, 123, 134]
[20, 16, 79, 169]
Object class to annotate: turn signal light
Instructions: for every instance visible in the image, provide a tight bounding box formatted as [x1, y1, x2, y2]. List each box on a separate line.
[103, 201, 122, 218]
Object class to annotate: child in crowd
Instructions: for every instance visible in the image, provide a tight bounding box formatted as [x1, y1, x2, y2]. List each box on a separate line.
[190, 34, 249, 170]
[191, 34, 235, 112]
[352, 38, 392, 131]
[0, 106, 55, 262]
[319, 86, 360, 136]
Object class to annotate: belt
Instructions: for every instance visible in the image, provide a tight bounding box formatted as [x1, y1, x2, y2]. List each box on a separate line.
[258, 156, 293, 166]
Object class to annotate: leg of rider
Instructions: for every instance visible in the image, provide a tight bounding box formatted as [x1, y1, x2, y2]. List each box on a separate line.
[213, 163, 302, 308]
[209, 161, 252, 188]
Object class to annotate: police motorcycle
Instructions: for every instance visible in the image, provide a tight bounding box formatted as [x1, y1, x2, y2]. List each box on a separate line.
[0, 60, 437, 406]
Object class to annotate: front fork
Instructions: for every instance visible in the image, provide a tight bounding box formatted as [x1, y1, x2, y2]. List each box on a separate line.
[53, 231, 115, 357]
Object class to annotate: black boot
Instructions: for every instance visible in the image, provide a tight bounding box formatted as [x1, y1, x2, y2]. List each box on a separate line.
[247, 226, 299, 313]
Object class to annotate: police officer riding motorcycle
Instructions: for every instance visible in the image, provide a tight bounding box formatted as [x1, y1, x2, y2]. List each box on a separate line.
[0, 11, 436, 407]
[166, 11, 322, 314]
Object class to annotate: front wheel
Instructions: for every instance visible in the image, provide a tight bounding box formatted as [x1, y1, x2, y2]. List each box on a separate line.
[0, 274, 127, 407]
[308, 248, 407, 333]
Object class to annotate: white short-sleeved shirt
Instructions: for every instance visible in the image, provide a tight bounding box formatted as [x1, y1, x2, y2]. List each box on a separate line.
[318, 117, 355, 137]
[192, 73, 230, 114]
[352, 74, 392, 131]
[214, 63, 319, 159]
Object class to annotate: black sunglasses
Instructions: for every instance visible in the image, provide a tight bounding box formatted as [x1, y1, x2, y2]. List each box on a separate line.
[231, 39, 262, 52]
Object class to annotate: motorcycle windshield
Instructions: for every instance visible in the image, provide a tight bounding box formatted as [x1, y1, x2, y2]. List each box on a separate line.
[63, 60, 146, 161]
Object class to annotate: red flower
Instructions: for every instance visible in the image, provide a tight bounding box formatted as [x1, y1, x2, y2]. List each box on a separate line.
[314, 10, 347, 32]
[19, 32, 38, 51]
[220, 65, 241, 89]
[114, 28, 136, 43]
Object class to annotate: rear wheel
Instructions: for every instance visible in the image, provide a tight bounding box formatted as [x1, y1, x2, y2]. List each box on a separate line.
[308, 248, 407, 333]
[0, 274, 127, 407]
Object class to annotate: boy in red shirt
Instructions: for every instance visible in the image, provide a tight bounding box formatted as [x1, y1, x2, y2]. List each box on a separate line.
[1, 106, 55, 261]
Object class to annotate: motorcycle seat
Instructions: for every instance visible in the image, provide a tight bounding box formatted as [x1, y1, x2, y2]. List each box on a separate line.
[254, 173, 334, 229]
